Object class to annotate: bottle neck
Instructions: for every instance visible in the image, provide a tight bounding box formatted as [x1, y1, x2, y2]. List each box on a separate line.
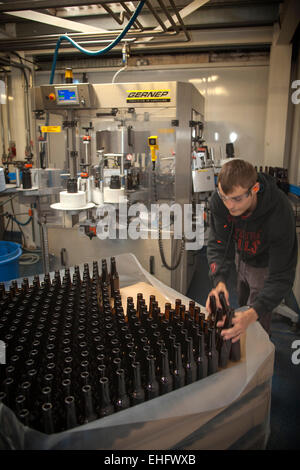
[132, 362, 142, 389]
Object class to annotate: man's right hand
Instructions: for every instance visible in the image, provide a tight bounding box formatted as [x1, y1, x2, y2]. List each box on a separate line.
[205, 282, 230, 327]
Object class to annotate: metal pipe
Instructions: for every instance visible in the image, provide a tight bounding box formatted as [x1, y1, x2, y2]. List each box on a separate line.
[0, 0, 133, 11]
[145, 0, 168, 32]
[157, 0, 180, 34]
[168, 0, 191, 42]
[4, 74, 12, 144]
[101, 4, 125, 26]
[0, 30, 177, 52]
[120, 2, 144, 31]
[65, 110, 78, 180]
[40, 218, 50, 274]
[0, 98, 6, 158]
[0, 58, 32, 155]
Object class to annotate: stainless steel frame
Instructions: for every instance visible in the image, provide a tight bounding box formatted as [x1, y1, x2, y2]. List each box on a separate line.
[32, 81, 204, 294]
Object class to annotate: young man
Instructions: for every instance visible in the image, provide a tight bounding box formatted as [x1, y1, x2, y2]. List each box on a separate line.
[206, 159, 298, 342]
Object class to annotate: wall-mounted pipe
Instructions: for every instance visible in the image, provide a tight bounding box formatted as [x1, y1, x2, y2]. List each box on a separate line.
[0, 58, 33, 160]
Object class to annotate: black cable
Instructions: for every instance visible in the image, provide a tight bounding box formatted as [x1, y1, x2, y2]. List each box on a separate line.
[10, 51, 39, 69]
[4, 214, 10, 234]
[152, 168, 185, 271]
[10, 199, 26, 247]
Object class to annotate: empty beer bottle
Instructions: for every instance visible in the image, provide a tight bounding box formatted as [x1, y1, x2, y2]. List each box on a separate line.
[184, 337, 197, 384]
[145, 355, 159, 400]
[209, 295, 217, 327]
[130, 362, 145, 405]
[207, 328, 219, 375]
[172, 343, 185, 389]
[114, 369, 130, 411]
[110, 257, 119, 297]
[189, 300, 195, 320]
[158, 349, 173, 395]
[64, 396, 78, 430]
[195, 332, 208, 380]
[42, 402, 55, 434]
[82, 385, 97, 424]
[218, 292, 240, 366]
[98, 377, 114, 417]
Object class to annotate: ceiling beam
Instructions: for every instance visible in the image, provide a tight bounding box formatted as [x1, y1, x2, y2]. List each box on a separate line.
[275, 0, 300, 45]
[154, 0, 210, 31]
[0, 0, 122, 12]
[141, 0, 210, 43]
[4, 9, 109, 33]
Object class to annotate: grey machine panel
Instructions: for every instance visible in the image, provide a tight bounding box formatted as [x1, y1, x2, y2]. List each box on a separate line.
[32, 83, 97, 110]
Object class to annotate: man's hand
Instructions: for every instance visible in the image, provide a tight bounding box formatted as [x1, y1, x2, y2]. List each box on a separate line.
[205, 282, 229, 313]
[219, 308, 258, 343]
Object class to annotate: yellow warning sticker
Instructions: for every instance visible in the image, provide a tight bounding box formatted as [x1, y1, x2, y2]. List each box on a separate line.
[41, 126, 61, 133]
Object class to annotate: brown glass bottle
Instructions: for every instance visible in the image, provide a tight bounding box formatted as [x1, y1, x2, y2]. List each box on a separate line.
[158, 349, 173, 395]
[195, 332, 208, 379]
[114, 368, 130, 411]
[98, 377, 114, 417]
[172, 343, 185, 389]
[42, 402, 55, 434]
[130, 361, 145, 405]
[64, 396, 78, 430]
[82, 384, 97, 424]
[145, 355, 159, 399]
[110, 257, 120, 297]
[207, 328, 219, 375]
[184, 337, 197, 384]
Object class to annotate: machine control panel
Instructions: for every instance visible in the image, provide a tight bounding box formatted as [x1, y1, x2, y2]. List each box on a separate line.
[55, 86, 80, 105]
[35, 83, 97, 110]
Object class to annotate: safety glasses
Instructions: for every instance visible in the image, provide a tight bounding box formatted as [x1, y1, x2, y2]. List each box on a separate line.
[217, 185, 254, 203]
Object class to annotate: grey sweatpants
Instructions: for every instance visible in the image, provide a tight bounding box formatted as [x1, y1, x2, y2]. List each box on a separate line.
[236, 257, 272, 334]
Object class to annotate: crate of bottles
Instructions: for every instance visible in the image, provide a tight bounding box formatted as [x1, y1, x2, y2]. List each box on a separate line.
[0, 257, 240, 434]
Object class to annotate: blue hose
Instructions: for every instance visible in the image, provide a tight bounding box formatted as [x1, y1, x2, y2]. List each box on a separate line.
[6, 213, 32, 226]
[50, 1, 145, 84]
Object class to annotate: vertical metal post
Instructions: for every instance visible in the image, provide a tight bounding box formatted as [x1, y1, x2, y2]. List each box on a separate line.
[65, 110, 78, 179]
[40, 217, 50, 274]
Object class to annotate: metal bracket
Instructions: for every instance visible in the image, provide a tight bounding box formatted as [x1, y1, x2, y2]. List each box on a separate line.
[96, 108, 118, 117]
[63, 120, 78, 129]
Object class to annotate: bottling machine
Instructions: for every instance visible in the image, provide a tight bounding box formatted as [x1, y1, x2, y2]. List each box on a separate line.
[31, 81, 206, 294]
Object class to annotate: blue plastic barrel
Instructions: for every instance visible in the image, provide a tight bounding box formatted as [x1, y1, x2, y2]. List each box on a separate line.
[0, 241, 22, 282]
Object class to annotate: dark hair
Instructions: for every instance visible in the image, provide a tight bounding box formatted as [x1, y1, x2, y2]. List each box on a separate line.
[217, 159, 257, 193]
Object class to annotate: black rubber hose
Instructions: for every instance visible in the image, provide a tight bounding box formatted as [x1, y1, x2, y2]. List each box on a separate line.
[152, 169, 184, 271]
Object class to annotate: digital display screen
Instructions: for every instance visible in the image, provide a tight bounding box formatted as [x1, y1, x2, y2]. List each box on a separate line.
[55, 86, 79, 105]
[57, 89, 77, 102]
